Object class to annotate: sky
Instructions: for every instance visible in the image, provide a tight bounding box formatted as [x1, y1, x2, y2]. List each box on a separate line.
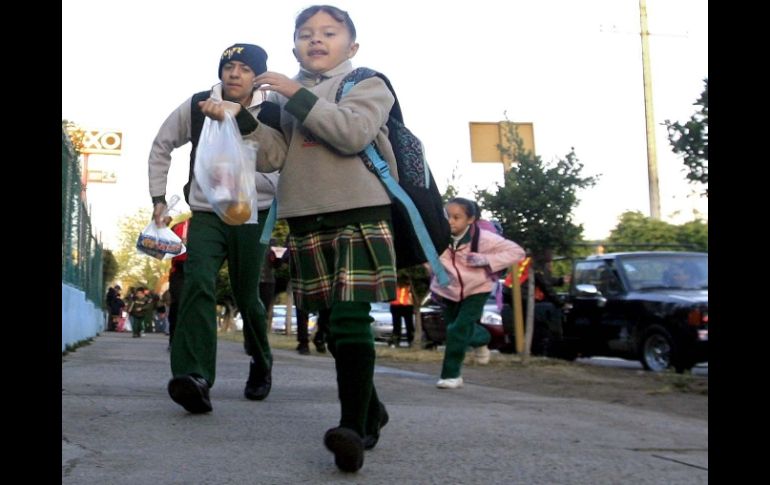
[62, 0, 708, 250]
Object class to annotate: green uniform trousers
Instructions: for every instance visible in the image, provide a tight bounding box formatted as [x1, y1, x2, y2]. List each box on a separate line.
[170, 210, 271, 386]
[440, 292, 491, 379]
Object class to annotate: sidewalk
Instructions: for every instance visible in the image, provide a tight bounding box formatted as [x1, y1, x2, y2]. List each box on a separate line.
[63, 332, 707, 484]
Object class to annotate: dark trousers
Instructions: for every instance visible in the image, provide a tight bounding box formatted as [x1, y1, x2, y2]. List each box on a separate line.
[259, 282, 276, 320]
[390, 305, 414, 344]
[296, 307, 332, 345]
[297, 308, 331, 345]
[314, 308, 330, 344]
[296, 308, 310, 345]
[168, 264, 185, 345]
[170, 210, 271, 386]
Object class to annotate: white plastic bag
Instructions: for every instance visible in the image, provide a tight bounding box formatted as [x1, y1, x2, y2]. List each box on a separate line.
[136, 195, 187, 260]
[136, 223, 186, 260]
[194, 110, 258, 225]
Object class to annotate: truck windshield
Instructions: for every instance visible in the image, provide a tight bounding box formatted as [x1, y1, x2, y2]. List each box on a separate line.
[620, 254, 708, 291]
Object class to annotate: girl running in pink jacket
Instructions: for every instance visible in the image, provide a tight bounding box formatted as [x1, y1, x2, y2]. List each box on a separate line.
[430, 197, 526, 389]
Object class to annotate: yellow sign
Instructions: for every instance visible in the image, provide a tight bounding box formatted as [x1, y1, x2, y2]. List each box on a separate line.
[87, 170, 117, 184]
[469, 122, 535, 171]
[80, 130, 123, 155]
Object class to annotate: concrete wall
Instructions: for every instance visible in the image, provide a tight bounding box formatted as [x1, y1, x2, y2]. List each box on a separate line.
[62, 283, 105, 352]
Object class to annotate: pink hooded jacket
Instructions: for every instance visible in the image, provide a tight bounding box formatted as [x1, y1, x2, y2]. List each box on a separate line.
[430, 228, 526, 302]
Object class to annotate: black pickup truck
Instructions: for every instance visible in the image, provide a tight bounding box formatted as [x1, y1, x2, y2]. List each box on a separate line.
[560, 251, 708, 373]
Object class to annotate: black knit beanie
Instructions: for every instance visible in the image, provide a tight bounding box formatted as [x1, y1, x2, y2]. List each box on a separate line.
[218, 43, 268, 79]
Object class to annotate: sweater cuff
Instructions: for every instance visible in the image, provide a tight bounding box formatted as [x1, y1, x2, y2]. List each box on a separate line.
[235, 107, 258, 135]
[284, 88, 318, 123]
[152, 195, 167, 206]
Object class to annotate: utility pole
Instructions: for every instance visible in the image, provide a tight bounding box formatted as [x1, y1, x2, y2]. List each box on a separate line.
[639, 0, 661, 219]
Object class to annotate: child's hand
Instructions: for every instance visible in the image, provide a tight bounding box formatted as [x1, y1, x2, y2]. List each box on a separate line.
[465, 253, 489, 267]
[255, 72, 303, 98]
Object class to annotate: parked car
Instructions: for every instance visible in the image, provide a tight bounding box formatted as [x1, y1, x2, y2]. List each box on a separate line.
[234, 305, 317, 334]
[561, 251, 708, 373]
[371, 301, 443, 345]
[370, 302, 394, 342]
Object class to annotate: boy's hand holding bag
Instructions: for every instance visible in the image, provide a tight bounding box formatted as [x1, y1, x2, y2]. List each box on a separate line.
[136, 195, 187, 260]
[194, 108, 259, 225]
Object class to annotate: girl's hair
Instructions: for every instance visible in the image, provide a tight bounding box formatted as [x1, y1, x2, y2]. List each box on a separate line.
[294, 5, 357, 41]
[447, 197, 479, 219]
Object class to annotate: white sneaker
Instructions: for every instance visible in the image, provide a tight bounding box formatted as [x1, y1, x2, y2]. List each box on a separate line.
[474, 345, 491, 365]
[436, 377, 464, 389]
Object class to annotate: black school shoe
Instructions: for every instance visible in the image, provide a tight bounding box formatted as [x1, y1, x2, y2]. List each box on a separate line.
[324, 427, 364, 472]
[313, 338, 327, 354]
[244, 362, 272, 401]
[296, 342, 310, 355]
[167, 375, 212, 414]
[363, 402, 389, 450]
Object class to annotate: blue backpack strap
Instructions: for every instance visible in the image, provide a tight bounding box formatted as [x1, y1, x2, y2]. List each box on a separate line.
[259, 198, 278, 245]
[342, 80, 450, 287]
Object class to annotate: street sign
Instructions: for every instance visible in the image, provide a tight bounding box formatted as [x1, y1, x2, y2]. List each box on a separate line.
[469, 122, 535, 171]
[87, 170, 117, 183]
[80, 130, 123, 155]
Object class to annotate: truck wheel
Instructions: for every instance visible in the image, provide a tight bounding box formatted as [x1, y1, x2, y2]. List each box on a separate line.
[640, 325, 674, 372]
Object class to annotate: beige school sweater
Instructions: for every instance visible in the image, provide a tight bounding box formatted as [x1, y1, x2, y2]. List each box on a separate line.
[256, 60, 397, 219]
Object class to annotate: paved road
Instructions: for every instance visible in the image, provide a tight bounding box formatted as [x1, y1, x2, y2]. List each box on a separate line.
[63, 333, 708, 484]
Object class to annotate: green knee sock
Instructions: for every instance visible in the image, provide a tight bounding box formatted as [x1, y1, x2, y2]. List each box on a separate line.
[334, 342, 374, 437]
[365, 385, 383, 437]
[329, 302, 375, 437]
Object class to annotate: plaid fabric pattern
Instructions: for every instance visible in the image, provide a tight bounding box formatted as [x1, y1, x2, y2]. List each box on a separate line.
[288, 220, 397, 311]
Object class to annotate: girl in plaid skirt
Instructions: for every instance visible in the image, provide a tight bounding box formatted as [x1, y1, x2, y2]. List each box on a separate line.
[251, 5, 397, 473]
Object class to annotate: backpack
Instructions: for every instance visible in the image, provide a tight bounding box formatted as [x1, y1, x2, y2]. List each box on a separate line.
[470, 219, 507, 281]
[336, 68, 451, 286]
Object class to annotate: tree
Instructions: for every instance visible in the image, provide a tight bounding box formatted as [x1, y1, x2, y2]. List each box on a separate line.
[606, 211, 707, 252]
[442, 161, 462, 203]
[102, 249, 119, 287]
[664, 78, 708, 196]
[676, 219, 708, 253]
[477, 120, 599, 270]
[113, 208, 171, 290]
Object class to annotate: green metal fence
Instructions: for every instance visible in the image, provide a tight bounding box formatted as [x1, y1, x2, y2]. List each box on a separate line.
[62, 126, 104, 306]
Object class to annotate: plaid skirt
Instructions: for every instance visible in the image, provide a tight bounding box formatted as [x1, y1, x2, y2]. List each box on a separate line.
[288, 220, 397, 312]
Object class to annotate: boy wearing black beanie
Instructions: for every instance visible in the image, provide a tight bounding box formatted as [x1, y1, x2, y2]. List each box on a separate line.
[148, 43, 279, 414]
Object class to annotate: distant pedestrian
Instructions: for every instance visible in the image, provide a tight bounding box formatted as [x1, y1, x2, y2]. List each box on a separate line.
[107, 285, 124, 332]
[389, 278, 414, 348]
[127, 287, 151, 338]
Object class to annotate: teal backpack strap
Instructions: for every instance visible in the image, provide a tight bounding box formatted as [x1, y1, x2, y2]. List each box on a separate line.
[259, 198, 278, 245]
[342, 81, 450, 287]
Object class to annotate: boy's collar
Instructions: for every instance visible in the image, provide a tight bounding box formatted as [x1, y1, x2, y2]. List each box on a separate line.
[298, 60, 354, 84]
